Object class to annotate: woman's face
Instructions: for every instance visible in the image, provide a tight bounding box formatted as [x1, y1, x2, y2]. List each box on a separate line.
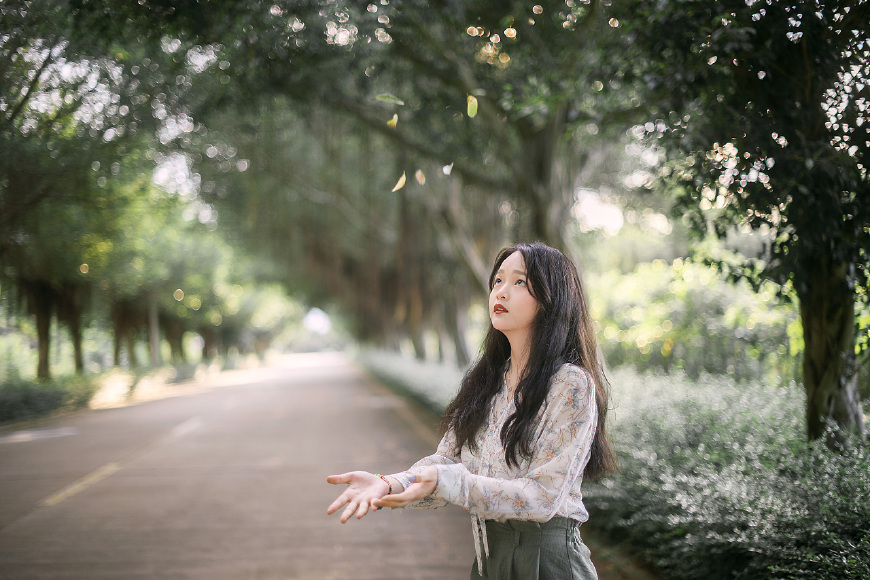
[489, 251, 539, 340]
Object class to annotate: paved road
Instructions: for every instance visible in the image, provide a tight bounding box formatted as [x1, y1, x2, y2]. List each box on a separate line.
[0, 353, 655, 580]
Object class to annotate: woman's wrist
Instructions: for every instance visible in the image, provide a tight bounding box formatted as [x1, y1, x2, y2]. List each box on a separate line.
[385, 475, 405, 494]
[374, 473, 393, 495]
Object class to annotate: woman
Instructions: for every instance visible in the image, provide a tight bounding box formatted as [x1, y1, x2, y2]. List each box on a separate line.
[327, 242, 617, 579]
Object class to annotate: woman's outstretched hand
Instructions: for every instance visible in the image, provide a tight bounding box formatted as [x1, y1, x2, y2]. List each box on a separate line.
[373, 466, 438, 509]
[326, 471, 390, 523]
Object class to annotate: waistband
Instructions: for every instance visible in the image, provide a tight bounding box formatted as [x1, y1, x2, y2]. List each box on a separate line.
[472, 515, 582, 571]
[487, 517, 581, 535]
[485, 517, 582, 547]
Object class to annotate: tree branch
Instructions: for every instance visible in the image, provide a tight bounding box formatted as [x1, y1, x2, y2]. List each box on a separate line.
[5, 40, 57, 127]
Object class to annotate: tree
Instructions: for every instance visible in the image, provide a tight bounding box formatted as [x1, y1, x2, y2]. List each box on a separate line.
[88, 169, 254, 369]
[73, 0, 645, 248]
[620, 0, 869, 443]
[61, 0, 648, 359]
[1, 3, 140, 375]
[288, 0, 642, 251]
[192, 99, 481, 363]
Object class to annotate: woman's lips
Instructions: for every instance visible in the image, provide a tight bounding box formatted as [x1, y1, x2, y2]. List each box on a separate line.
[493, 304, 508, 314]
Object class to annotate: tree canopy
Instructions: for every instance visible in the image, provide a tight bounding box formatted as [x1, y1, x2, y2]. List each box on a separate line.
[1, 0, 866, 442]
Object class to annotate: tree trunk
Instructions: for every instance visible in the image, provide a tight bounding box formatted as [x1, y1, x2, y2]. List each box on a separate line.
[31, 285, 53, 381]
[514, 105, 572, 250]
[56, 283, 86, 374]
[126, 332, 138, 369]
[444, 282, 470, 367]
[69, 313, 84, 374]
[395, 163, 427, 360]
[799, 259, 866, 447]
[148, 293, 161, 367]
[113, 330, 122, 367]
[111, 301, 124, 367]
[162, 317, 185, 364]
[442, 179, 490, 292]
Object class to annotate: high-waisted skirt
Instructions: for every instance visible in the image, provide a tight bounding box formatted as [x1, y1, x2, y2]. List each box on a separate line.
[470, 517, 598, 580]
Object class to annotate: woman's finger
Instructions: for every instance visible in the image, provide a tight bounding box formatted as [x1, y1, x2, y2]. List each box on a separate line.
[375, 490, 416, 507]
[327, 493, 349, 515]
[326, 473, 352, 485]
[340, 500, 360, 524]
[375, 497, 408, 509]
[354, 499, 371, 520]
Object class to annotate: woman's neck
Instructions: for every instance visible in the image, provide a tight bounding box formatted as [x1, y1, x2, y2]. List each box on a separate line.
[505, 337, 531, 394]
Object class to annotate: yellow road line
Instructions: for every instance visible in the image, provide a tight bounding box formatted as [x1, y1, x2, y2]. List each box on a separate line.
[41, 462, 122, 507]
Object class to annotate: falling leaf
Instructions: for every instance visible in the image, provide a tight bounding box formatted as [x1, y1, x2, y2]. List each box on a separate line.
[442, 163, 454, 176]
[387, 113, 398, 128]
[467, 95, 478, 118]
[376, 93, 405, 105]
[414, 170, 425, 185]
[392, 171, 407, 192]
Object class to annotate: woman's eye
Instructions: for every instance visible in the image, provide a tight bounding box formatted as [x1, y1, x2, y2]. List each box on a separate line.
[494, 277, 502, 285]
[517, 279, 526, 286]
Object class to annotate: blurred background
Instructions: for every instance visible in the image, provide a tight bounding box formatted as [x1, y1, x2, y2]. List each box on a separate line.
[1, 1, 868, 578]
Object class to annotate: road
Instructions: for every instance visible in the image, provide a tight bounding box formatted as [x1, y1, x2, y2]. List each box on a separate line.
[0, 353, 655, 579]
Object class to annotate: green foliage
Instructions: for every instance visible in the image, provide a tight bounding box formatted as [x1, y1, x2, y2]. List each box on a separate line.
[586, 367, 870, 579]
[590, 259, 801, 384]
[618, 0, 870, 281]
[614, 0, 869, 439]
[0, 373, 99, 424]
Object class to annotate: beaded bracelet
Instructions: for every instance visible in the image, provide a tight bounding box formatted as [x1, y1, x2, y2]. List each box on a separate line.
[375, 474, 392, 495]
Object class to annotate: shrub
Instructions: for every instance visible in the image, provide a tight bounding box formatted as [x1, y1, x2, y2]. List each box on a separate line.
[0, 373, 100, 424]
[357, 349, 463, 413]
[57, 374, 101, 410]
[585, 367, 870, 579]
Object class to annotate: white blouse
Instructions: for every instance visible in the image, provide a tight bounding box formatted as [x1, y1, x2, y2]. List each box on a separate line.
[390, 363, 598, 570]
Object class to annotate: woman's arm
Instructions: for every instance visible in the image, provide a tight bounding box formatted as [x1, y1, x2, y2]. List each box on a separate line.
[379, 366, 597, 520]
[384, 429, 461, 507]
[327, 429, 461, 520]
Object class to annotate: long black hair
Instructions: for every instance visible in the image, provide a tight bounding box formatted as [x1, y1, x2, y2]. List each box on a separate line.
[440, 242, 617, 480]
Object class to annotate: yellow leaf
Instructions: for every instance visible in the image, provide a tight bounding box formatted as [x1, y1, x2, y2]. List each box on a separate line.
[387, 114, 398, 128]
[414, 169, 425, 185]
[376, 93, 405, 105]
[392, 171, 407, 192]
[467, 95, 478, 118]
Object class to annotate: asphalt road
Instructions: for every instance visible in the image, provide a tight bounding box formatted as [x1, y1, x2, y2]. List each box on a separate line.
[0, 353, 656, 580]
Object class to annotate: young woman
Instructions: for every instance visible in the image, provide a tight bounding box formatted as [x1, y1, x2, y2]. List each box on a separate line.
[327, 242, 617, 579]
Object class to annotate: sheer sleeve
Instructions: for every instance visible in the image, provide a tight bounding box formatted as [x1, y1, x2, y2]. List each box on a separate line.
[431, 365, 597, 521]
[388, 428, 461, 508]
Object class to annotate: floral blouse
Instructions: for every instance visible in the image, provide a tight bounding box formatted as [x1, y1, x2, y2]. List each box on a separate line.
[389, 363, 598, 570]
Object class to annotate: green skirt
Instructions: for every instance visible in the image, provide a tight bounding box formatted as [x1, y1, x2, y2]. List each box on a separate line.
[471, 518, 598, 580]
